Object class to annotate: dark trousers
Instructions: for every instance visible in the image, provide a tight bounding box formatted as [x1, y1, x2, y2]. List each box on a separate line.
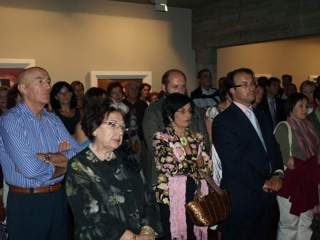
[7, 187, 69, 240]
[221, 204, 276, 240]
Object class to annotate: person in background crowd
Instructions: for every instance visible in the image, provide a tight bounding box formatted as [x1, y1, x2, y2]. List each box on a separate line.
[274, 93, 320, 240]
[106, 82, 128, 114]
[66, 99, 162, 240]
[191, 69, 220, 110]
[213, 68, 283, 240]
[260, 77, 286, 127]
[309, 87, 320, 137]
[153, 93, 215, 240]
[147, 92, 159, 104]
[74, 87, 108, 149]
[285, 83, 298, 99]
[280, 74, 293, 100]
[71, 81, 85, 110]
[50, 81, 81, 135]
[218, 76, 227, 96]
[140, 83, 151, 103]
[205, 90, 231, 143]
[257, 76, 268, 88]
[316, 76, 320, 88]
[0, 66, 79, 240]
[252, 83, 266, 109]
[142, 69, 210, 188]
[6, 84, 21, 110]
[123, 81, 148, 153]
[300, 80, 316, 114]
[0, 86, 9, 113]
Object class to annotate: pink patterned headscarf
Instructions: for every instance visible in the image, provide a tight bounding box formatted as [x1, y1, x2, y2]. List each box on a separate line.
[288, 116, 320, 159]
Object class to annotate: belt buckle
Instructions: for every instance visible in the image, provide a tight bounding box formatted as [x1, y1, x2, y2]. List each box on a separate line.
[49, 184, 55, 192]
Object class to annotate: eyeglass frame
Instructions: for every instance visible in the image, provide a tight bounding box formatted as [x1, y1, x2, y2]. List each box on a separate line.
[102, 120, 128, 132]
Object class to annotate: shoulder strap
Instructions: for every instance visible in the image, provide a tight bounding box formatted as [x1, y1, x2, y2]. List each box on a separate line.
[274, 121, 292, 157]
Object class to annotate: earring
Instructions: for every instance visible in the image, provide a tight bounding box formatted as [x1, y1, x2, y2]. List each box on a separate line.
[92, 131, 97, 137]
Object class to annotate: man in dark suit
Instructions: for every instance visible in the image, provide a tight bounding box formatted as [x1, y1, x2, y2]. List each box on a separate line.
[213, 68, 283, 240]
[259, 77, 286, 128]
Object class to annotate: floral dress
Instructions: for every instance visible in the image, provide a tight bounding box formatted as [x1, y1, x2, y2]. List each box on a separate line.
[153, 126, 213, 206]
[65, 147, 162, 240]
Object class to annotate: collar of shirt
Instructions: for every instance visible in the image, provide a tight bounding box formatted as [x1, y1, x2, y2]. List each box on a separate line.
[201, 87, 216, 95]
[18, 101, 49, 119]
[233, 101, 253, 117]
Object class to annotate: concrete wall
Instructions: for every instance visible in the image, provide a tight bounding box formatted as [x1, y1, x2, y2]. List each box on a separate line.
[0, 0, 196, 91]
[193, 0, 320, 84]
[217, 36, 320, 88]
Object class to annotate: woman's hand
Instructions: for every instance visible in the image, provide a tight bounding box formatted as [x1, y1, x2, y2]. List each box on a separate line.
[286, 157, 295, 170]
[120, 230, 136, 240]
[135, 235, 154, 240]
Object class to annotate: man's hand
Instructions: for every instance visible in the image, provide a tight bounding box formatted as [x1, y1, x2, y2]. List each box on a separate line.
[58, 140, 71, 152]
[37, 152, 68, 168]
[48, 153, 68, 168]
[263, 176, 283, 192]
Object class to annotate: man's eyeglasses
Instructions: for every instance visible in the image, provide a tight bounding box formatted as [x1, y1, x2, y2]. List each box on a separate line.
[103, 121, 127, 132]
[233, 82, 257, 89]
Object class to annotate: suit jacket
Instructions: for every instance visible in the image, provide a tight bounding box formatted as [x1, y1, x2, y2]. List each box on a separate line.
[142, 96, 210, 187]
[212, 103, 283, 228]
[258, 95, 285, 127]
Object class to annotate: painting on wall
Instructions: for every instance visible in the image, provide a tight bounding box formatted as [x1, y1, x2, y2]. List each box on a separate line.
[0, 68, 24, 87]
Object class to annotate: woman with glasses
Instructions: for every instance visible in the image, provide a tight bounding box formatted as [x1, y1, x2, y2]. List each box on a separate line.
[66, 99, 162, 240]
[153, 93, 215, 240]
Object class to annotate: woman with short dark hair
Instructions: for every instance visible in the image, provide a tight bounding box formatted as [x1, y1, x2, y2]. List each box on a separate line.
[153, 93, 218, 240]
[50, 81, 80, 135]
[274, 93, 320, 240]
[74, 87, 108, 148]
[66, 99, 162, 240]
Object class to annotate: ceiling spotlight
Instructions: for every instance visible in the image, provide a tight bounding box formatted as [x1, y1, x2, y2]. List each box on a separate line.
[153, 0, 168, 12]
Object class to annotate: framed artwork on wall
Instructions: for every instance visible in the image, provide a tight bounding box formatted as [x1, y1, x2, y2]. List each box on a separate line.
[0, 59, 35, 86]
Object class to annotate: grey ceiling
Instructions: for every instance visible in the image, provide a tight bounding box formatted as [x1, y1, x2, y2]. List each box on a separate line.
[110, 0, 210, 9]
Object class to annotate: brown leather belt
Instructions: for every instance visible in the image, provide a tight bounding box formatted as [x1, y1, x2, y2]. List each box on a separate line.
[9, 182, 62, 194]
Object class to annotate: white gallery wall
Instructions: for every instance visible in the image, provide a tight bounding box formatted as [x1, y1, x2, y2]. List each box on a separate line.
[218, 36, 320, 88]
[0, 0, 196, 91]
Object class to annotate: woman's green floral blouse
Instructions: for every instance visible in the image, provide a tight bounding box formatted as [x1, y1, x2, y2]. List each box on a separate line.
[66, 147, 162, 240]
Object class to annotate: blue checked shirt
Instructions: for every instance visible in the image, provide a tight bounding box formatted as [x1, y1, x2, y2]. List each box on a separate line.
[0, 102, 80, 188]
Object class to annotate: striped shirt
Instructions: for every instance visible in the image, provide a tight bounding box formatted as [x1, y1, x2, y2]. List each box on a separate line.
[0, 102, 79, 188]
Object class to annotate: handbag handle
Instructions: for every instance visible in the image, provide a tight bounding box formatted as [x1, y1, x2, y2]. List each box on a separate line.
[195, 168, 225, 196]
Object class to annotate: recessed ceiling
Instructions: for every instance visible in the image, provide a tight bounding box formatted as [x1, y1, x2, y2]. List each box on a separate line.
[110, 0, 210, 9]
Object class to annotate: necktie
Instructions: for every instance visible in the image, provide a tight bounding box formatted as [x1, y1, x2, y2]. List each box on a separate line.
[246, 109, 267, 152]
[269, 98, 277, 126]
